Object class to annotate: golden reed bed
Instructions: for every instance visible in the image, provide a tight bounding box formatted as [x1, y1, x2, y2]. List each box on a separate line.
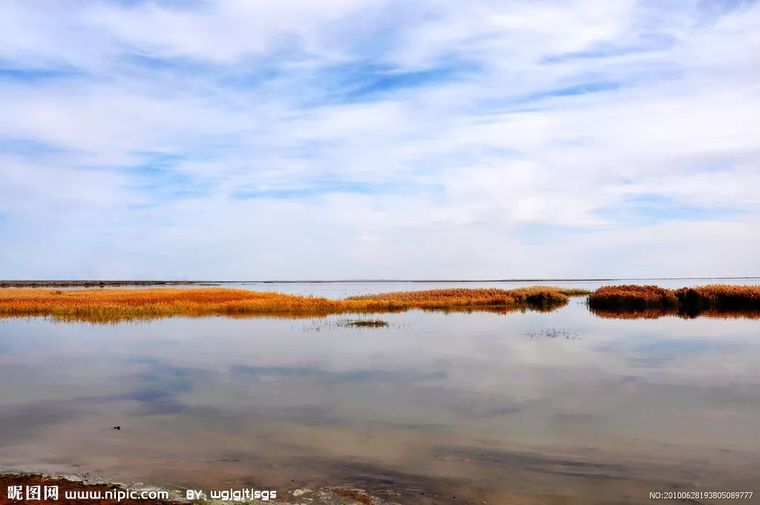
[0, 286, 588, 323]
[588, 284, 760, 319]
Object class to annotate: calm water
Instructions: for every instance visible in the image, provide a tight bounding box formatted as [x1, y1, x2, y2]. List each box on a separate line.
[1, 281, 759, 504]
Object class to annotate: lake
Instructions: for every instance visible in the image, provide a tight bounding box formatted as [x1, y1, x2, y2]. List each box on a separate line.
[1, 280, 759, 504]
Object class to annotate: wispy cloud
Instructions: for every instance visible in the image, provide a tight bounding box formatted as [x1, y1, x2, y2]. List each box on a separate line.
[0, 0, 758, 279]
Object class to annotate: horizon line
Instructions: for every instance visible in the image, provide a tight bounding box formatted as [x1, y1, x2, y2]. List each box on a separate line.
[1, 276, 759, 285]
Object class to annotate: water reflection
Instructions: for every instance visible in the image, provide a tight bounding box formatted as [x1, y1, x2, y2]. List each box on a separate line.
[589, 306, 760, 319]
[1, 301, 759, 503]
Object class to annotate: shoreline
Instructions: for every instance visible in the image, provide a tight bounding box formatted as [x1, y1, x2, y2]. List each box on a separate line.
[0, 472, 178, 505]
[0, 281, 204, 288]
[1, 276, 758, 288]
[0, 471, 394, 505]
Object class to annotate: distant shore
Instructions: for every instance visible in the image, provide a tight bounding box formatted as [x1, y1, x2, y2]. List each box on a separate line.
[1, 276, 758, 288]
[0, 280, 201, 288]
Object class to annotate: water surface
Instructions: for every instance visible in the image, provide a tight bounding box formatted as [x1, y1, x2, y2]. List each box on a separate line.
[1, 281, 759, 504]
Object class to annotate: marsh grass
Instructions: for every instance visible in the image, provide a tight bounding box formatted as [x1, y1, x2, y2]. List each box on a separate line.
[348, 286, 587, 310]
[588, 285, 678, 310]
[340, 319, 390, 328]
[524, 328, 580, 339]
[588, 284, 760, 318]
[0, 286, 581, 323]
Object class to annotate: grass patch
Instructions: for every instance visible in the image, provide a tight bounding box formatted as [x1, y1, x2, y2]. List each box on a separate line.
[348, 286, 577, 311]
[0, 286, 577, 323]
[341, 319, 390, 328]
[588, 285, 678, 311]
[588, 284, 760, 318]
[558, 287, 592, 297]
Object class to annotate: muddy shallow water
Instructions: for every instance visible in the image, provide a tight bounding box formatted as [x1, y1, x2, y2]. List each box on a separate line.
[1, 281, 759, 504]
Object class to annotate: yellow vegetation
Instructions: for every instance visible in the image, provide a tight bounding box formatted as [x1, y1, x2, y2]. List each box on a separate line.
[588, 285, 678, 310]
[0, 286, 587, 323]
[349, 286, 585, 309]
[588, 284, 760, 318]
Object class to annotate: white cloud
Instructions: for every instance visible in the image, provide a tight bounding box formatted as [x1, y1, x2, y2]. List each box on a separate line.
[0, 0, 758, 279]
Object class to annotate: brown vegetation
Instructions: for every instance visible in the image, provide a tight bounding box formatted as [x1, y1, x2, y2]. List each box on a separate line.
[588, 284, 760, 318]
[327, 487, 376, 505]
[341, 319, 390, 328]
[588, 285, 678, 310]
[348, 286, 587, 310]
[675, 285, 760, 312]
[0, 286, 585, 323]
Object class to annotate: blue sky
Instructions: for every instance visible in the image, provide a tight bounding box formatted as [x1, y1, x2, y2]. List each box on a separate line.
[0, 0, 758, 279]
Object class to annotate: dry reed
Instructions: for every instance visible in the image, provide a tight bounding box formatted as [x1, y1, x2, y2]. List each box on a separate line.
[588, 284, 760, 318]
[348, 286, 585, 310]
[588, 285, 678, 310]
[0, 286, 583, 323]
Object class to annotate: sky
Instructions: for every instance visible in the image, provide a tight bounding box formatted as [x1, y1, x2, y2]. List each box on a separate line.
[0, 0, 758, 280]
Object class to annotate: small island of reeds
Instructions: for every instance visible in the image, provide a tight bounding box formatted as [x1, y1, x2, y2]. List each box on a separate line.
[0, 286, 589, 323]
[588, 284, 760, 318]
